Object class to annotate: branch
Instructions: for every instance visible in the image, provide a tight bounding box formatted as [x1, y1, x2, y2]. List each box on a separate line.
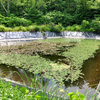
[0, 1, 7, 13]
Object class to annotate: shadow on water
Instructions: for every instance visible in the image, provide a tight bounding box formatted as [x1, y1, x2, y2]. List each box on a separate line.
[0, 64, 47, 87]
[0, 64, 34, 85]
[40, 55, 68, 64]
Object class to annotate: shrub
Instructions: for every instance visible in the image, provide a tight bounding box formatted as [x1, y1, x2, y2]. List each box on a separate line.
[34, 26, 40, 32]
[13, 27, 20, 31]
[90, 18, 100, 32]
[48, 23, 62, 32]
[81, 20, 90, 31]
[27, 9, 42, 23]
[13, 26, 27, 32]
[0, 14, 32, 27]
[36, 16, 47, 25]
[45, 11, 73, 26]
[48, 22, 55, 32]
[0, 14, 4, 24]
[40, 25, 50, 31]
[74, 25, 81, 32]
[88, 28, 95, 32]
[54, 24, 62, 33]
[27, 26, 36, 32]
[20, 26, 27, 32]
[0, 25, 6, 32]
[66, 26, 74, 31]
[5, 27, 13, 32]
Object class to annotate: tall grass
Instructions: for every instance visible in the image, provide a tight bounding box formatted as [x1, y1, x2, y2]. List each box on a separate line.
[0, 70, 99, 100]
[0, 70, 69, 100]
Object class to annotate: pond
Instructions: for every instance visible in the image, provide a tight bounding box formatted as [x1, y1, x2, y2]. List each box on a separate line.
[0, 38, 100, 98]
[0, 50, 100, 96]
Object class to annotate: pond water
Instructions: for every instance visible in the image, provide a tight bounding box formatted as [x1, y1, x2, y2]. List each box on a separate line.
[0, 38, 100, 98]
[0, 51, 100, 96]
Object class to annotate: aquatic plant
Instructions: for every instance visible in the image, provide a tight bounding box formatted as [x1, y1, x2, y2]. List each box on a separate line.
[62, 39, 100, 69]
[0, 38, 100, 84]
[0, 63, 99, 100]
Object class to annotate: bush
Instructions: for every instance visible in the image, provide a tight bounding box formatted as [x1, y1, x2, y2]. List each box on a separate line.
[66, 26, 74, 31]
[19, 26, 27, 32]
[27, 26, 36, 32]
[5, 27, 13, 32]
[44, 11, 73, 27]
[34, 26, 40, 32]
[67, 90, 86, 100]
[88, 28, 95, 32]
[0, 25, 6, 32]
[26, 25, 40, 32]
[13, 27, 20, 31]
[48, 23, 62, 33]
[54, 24, 63, 33]
[27, 9, 42, 23]
[0, 14, 32, 27]
[40, 25, 50, 31]
[73, 25, 81, 32]
[13, 26, 27, 32]
[36, 16, 50, 25]
[48, 22, 55, 32]
[90, 18, 100, 32]
[81, 20, 90, 31]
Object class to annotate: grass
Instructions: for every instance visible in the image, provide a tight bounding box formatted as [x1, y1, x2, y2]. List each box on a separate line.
[0, 70, 69, 100]
[0, 72, 99, 100]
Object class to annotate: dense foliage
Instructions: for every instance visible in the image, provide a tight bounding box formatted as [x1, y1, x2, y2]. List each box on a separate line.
[0, 0, 100, 32]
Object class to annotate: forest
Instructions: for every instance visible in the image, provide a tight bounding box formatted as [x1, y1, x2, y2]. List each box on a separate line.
[0, 0, 100, 33]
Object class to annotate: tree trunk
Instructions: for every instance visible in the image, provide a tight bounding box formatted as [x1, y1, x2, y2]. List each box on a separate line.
[7, 0, 10, 12]
[0, 1, 7, 13]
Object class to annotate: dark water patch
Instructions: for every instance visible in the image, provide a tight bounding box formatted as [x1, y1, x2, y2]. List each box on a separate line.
[0, 64, 48, 87]
[81, 51, 100, 88]
[40, 55, 68, 64]
[0, 64, 32, 85]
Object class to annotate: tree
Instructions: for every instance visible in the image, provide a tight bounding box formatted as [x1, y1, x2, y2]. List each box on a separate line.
[0, 1, 7, 13]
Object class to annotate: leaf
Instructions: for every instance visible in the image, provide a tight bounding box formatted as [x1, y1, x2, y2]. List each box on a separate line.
[76, 89, 79, 95]
[71, 95, 78, 100]
[67, 92, 74, 96]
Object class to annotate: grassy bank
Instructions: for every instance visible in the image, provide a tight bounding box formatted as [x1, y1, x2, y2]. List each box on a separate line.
[0, 77, 66, 100]
[0, 76, 99, 100]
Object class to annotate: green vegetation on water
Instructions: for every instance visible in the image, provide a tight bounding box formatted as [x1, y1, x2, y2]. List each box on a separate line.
[0, 38, 99, 99]
[0, 38, 100, 84]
